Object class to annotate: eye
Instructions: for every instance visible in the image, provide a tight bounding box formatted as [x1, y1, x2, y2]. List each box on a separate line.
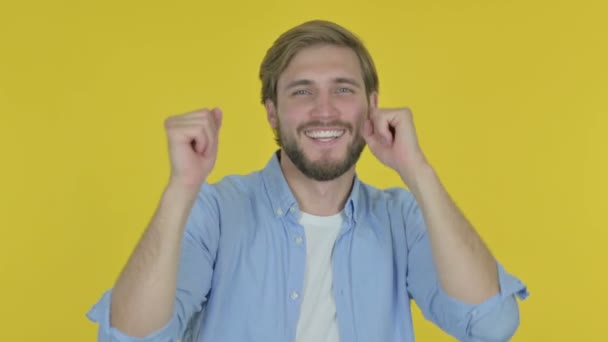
[337, 87, 354, 94]
[292, 89, 312, 96]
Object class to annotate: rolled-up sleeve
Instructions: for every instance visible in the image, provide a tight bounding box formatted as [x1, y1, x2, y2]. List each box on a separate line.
[86, 290, 180, 342]
[403, 195, 529, 341]
[428, 263, 529, 341]
[86, 183, 221, 342]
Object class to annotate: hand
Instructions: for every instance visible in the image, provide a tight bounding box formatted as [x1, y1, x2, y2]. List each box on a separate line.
[362, 107, 429, 186]
[164, 107, 222, 188]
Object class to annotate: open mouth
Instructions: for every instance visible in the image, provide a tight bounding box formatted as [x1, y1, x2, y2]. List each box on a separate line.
[304, 129, 346, 142]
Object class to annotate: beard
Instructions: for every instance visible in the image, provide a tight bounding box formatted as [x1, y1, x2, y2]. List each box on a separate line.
[275, 118, 366, 181]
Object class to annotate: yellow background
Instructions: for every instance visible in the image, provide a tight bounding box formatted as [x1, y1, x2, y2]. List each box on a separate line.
[1, 0, 606, 340]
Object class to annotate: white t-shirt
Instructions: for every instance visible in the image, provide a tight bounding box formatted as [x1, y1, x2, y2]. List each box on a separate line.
[295, 211, 344, 342]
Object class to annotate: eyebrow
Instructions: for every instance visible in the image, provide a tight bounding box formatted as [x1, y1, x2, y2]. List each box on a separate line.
[283, 77, 362, 91]
[334, 77, 362, 88]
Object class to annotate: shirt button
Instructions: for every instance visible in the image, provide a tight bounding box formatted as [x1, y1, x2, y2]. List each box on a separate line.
[471, 309, 478, 317]
[290, 291, 299, 300]
[276, 208, 283, 216]
[295, 236, 303, 245]
[290, 207, 297, 213]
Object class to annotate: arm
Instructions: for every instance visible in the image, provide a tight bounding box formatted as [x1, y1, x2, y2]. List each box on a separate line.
[87, 108, 224, 339]
[364, 106, 498, 303]
[364, 106, 528, 340]
[405, 163, 498, 304]
[403, 194, 527, 340]
[87, 182, 220, 341]
[110, 108, 222, 336]
[109, 182, 200, 336]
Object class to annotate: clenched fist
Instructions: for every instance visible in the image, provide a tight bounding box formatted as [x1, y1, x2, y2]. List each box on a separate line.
[164, 107, 222, 188]
[362, 107, 429, 187]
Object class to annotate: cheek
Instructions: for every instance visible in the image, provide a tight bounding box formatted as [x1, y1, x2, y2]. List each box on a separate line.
[337, 98, 368, 118]
[282, 97, 314, 114]
[278, 101, 310, 124]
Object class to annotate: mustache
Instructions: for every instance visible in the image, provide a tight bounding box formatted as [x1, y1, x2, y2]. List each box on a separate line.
[297, 120, 354, 135]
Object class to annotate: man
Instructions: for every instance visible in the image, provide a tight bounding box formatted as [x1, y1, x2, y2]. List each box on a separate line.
[88, 20, 528, 341]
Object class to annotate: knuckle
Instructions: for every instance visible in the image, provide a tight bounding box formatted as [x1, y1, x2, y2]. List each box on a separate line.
[165, 122, 176, 133]
[196, 108, 210, 117]
[164, 116, 175, 127]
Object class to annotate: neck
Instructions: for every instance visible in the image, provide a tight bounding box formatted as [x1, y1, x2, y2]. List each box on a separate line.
[279, 150, 355, 216]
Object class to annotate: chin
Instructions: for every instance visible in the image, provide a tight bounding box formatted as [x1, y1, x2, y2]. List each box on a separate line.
[306, 147, 349, 162]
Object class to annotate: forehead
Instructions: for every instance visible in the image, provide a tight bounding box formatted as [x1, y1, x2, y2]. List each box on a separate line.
[278, 45, 363, 86]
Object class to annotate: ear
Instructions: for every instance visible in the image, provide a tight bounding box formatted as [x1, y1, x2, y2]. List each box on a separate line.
[368, 91, 379, 117]
[265, 99, 278, 129]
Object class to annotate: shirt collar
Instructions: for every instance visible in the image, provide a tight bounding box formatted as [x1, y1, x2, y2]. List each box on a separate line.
[260, 150, 364, 223]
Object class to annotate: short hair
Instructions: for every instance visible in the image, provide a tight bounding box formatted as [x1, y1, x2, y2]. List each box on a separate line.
[259, 20, 379, 105]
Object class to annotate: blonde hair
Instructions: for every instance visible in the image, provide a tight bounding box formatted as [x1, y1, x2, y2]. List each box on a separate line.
[259, 20, 379, 105]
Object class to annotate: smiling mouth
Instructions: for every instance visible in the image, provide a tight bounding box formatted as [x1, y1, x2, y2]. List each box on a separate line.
[304, 129, 346, 142]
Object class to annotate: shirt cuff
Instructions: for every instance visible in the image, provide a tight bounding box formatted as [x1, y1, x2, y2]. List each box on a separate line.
[469, 293, 520, 341]
[86, 290, 179, 342]
[430, 262, 529, 340]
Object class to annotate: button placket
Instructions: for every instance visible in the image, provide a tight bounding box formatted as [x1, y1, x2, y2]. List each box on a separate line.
[283, 212, 305, 338]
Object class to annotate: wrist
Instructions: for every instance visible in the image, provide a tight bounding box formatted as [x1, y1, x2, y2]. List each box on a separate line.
[165, 178, 204, 206]
[399, 161, 435, 192]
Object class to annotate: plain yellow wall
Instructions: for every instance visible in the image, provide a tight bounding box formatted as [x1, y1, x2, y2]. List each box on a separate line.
[1, 0, 606, 340]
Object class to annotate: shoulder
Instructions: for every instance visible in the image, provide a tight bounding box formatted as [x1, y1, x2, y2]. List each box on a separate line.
[200, 169, 265, 203]
[357, 180, 425, 242]
[357, 179, 417, 210]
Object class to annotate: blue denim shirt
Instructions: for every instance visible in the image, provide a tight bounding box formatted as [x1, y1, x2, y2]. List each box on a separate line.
[88, 152, 529, 341]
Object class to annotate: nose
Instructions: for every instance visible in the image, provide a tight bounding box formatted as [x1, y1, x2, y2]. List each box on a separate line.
[311, 92, 338, 120]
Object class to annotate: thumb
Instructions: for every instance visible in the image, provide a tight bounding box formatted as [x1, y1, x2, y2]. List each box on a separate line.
[362, 119, 373, 140]
[362, 119, 380, 149]
[211, 107, 223, 129]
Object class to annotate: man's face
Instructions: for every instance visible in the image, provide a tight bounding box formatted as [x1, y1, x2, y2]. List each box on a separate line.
[267, 44, 376, 181]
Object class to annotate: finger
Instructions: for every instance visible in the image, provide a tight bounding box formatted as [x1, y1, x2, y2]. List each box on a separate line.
[165, 117, 202, 132]
[168, 116, 217, 130]
[179, 108, 211, 120]
[170, 109, 221, 130]
[169, 109, 219, 132]
[166, 121, 207, 152]
[164, 110, 208, 129]
[361, 119, 381, 151]
[196, 111, 220, 156]
[167, 113, 214, 127]
[371, 111, 393, 145]
[361, 118, 373, 140]
[362, 118, 380, 145]
[181, 126, 208, 155]
[201, 119, 218, 156]
[211, 107, 223, 129]
[165, 108, 220, 156]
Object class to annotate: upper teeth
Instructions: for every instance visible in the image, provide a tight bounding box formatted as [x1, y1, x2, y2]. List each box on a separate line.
[305, 130, 345, 139]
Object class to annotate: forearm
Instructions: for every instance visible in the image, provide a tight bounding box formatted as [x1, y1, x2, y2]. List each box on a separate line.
[110, 182, 199, 337]
[404, 163, 498, 304]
